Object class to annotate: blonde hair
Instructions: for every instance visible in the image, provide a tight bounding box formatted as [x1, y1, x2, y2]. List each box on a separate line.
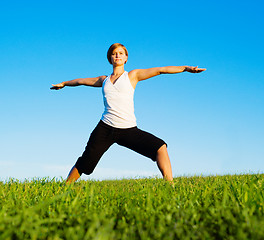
[107, 43, 128, 64]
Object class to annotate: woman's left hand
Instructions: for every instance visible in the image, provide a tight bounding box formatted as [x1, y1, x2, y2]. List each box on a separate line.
[185, 66, 206, 73]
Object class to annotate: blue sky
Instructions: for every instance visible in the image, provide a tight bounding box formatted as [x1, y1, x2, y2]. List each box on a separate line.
[0, 0, 263, 181]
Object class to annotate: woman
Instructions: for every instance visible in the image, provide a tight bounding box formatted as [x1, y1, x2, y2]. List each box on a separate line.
[51, 43, 206, 183]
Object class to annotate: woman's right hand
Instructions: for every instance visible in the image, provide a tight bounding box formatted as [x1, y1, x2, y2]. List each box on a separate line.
[50, 83, 65, 90]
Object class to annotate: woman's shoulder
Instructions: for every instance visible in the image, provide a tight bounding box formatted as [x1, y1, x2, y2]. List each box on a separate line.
[127, 70, 138, 89]
[127, 69, 137, 78]
[100, 75, 108, 81]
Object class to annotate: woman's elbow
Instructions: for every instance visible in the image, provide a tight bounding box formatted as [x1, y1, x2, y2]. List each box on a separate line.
[159, 67, 167, 74]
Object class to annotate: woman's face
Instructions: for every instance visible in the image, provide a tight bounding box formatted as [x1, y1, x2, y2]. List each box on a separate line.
[111, 46, 128, 66]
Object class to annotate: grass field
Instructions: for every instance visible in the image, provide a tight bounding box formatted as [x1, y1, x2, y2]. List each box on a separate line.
[0, 174, 263, 239]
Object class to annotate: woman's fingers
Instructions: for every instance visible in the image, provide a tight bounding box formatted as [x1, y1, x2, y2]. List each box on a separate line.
[50, 85, 59, 90]
[50, 83, 64, 90]
[190, 67, 206, 73]
[197, 68, 206, 72]
[185, 66, 205, 73]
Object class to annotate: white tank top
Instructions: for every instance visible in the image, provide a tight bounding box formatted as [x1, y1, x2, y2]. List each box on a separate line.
[101, 71, 137, 128]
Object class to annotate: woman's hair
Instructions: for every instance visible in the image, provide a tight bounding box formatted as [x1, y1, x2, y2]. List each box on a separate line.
[107, 43, 128, 64]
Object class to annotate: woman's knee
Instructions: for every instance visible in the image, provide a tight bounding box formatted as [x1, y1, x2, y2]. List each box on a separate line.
[157, 144, 167, 154]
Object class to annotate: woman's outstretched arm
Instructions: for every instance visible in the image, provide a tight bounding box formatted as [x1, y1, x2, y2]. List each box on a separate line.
[50, 75, 107, 90]
[129, 66, 206, 87]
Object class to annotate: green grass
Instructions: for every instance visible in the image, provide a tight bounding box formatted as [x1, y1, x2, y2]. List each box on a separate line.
[0, 174, 263, 239]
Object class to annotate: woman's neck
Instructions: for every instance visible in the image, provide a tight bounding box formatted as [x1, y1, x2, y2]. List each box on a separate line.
[112, 65, 125, 76]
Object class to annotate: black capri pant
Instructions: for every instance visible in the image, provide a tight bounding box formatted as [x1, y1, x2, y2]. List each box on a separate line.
[75, 120, 167, 175]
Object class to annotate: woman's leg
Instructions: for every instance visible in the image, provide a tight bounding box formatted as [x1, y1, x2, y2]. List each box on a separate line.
[66, 121, 114, 183]
[156, 144, 173, 182]
[116, 127, 173, 182]
[66, 166, 81, 183]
